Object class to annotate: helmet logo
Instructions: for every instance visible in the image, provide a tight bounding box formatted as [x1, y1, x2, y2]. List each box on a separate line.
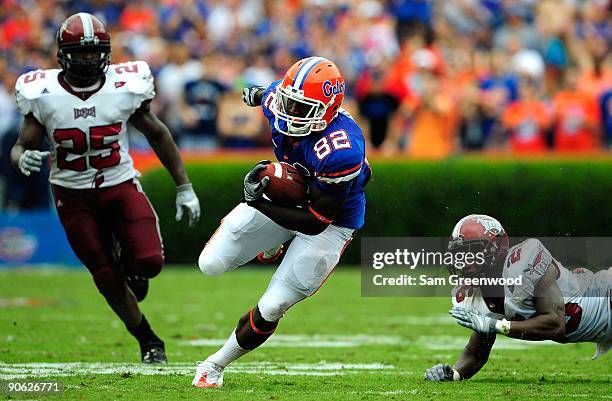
[80, 36, 100, 45]
[476, 217, 503, 235]
[322, 80, 344, 97]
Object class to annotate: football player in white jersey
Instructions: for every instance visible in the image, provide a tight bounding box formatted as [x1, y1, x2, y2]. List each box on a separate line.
[424, 214, 611, 381]
[10, 13, 201, 363]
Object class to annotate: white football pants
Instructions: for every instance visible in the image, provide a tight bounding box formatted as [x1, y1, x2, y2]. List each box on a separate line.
[198, 203, 353, 321]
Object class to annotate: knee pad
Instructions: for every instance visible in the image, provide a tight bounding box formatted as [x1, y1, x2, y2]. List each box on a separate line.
[258, 283, 307, 322]
[257, 293, 292, 322]
[132, 253, 163, 279]
[198, 249, 226, 276]
[92, 267, 126, 303]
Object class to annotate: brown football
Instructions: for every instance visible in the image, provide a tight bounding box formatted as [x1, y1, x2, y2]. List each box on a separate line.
[257, 162, 308, 206]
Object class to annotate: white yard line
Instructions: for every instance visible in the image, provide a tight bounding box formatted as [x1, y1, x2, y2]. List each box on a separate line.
[0, 361, 395, 380]
[183, 334, 406, 348]
[382, 315, 456, 325]
[417, 335, 557, 350]
[182, 333, 559, 350]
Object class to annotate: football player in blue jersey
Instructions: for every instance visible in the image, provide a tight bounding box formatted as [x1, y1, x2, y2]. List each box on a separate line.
[192, 57, 370, 387]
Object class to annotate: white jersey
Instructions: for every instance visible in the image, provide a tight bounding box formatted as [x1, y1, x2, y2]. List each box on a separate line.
[15, 61, 154, 189]
[453, 239, 611, 348]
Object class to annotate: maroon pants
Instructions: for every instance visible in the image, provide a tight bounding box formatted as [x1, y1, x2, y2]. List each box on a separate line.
[52, 179, 164, 301]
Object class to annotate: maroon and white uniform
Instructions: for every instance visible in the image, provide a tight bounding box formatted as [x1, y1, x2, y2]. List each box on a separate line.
[15, 61, 153, 189]
[453, 239, 611, 358]
[15, 61, 164, 297]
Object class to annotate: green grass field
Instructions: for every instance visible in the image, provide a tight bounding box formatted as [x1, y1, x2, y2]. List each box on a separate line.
[0, 267, 609, 401]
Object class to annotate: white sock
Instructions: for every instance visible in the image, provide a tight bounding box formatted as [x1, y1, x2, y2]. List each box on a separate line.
[206, 330, 249, 367]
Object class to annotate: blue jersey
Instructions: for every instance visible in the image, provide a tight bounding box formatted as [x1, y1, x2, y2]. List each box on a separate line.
[261, 80, 370, 229]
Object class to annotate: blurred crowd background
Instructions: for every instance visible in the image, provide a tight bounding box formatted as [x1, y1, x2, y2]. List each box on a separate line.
[0, 0, 611, 208]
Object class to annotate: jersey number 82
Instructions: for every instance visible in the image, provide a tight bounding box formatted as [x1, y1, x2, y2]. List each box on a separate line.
[313, 130, 351, 160]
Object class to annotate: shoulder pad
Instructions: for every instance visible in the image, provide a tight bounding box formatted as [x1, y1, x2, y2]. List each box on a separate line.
[262, 80, 281, 118]
[109, 61, 155, 100]
[314, 127, 365, 185]
[506, 238, 553, 285]
[337, 107, 356, 121]
[15, 69, 58, 116]
[523, 239, 553, 278]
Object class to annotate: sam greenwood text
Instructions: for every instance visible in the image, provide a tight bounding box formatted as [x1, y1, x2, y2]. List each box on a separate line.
[372, 275, 523, 287]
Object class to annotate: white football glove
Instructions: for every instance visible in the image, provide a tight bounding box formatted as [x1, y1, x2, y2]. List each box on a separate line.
[175, 183, 201, 227]
[18, 150, 50, 176]
[449, 307, 511, 335]
[424, 363, 461, 382]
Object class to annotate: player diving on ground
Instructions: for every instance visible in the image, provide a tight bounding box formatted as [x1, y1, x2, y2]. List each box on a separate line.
[424, 214, 611, 381]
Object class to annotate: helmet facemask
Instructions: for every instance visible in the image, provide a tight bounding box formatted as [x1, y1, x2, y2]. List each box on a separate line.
[58, 43, 110, 87]
[272, 84, 332, 137]
[447, 237, 502, 279]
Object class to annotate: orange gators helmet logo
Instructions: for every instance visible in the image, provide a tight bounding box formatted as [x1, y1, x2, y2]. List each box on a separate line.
[271, 57, 345, 137]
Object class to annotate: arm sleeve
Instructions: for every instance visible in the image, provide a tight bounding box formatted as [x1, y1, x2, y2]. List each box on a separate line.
[513, 239, 555, 298]
[313, 140, 364, 187]
[261, 80, 282, 124]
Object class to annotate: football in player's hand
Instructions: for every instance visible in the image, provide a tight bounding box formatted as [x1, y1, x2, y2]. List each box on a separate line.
[257, 162, 308, 206]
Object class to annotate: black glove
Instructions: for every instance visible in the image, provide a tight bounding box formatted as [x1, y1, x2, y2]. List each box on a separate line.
[424, 363, 460, 382]
[244, 160, 271, 202]
[291, 162, 311, 177]
[242, 87, 265, 107]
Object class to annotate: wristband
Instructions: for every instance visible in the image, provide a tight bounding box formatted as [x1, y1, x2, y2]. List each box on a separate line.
[255, 88, 265, 104]
[176, 183, 193, 192]
[495, 318, 511, 335]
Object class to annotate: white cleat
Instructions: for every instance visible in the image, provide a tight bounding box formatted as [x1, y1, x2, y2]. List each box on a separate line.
[592, 343, 610, 360]
[192, 360, 224, 388]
